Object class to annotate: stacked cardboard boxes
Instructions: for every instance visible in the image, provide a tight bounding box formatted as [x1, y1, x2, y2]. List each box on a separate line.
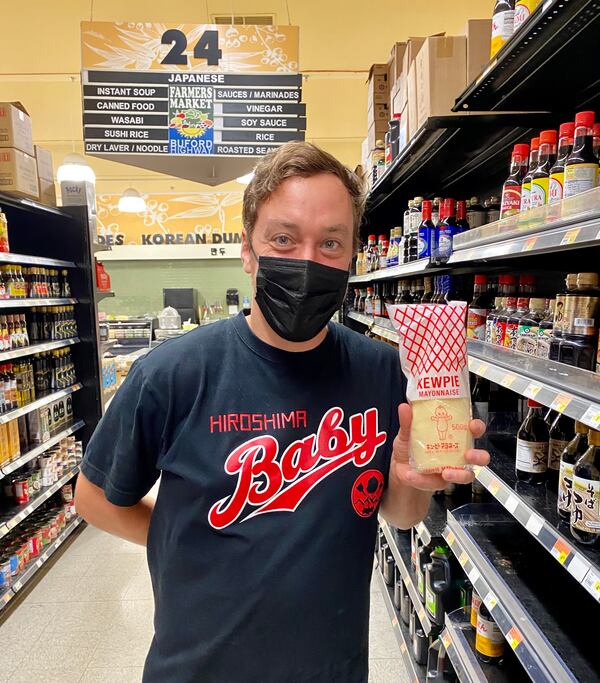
[35, 145, 56, 206]
[367, 64, 389, 152]
[0, 103, 38, 200]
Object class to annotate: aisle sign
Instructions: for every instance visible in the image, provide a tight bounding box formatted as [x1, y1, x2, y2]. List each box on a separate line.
[80, 22, 304, 184]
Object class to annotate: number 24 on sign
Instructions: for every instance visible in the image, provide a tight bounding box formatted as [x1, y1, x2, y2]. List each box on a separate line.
[161, 29, 222, 66]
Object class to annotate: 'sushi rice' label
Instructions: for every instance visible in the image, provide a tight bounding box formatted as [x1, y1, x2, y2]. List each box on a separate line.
[387, 302, 473, 473]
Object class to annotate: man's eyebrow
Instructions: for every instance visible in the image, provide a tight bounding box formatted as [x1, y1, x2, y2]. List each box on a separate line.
[323, 224, 349, 233]
[265, 219, 300, 231]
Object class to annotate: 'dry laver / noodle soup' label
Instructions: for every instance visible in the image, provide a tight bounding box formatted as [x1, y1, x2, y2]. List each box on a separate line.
[387, 302, 472, 473]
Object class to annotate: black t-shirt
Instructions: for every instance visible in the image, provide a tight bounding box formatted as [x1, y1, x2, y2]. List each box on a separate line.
[82, 312, 405, 683]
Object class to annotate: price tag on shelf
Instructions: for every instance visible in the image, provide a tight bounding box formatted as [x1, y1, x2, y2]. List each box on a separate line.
[468, 567, 480, 585]
[507, 626, 523, 650]
[523, 237, 537, 252]
[418, 607, 426, 622]
[581, 405, 600, 429]
[458, 551, 468, 566]
[416, 522, 426, 539]
[500, 374, 516, 388]
[560, 228, 580, 245]
[476, 363, 489, 377]
[400, 642, 407, 654]
[550, 538, 571, 565]
[490, 480, 500, 496]
[551, 393, 572, 413]
[483, 591, 497, 611]
[441, 632, 451, 649]
[524, 382, 542, 399]
[566, 554, 589, 583]
[472, 465, 482, 477]
[505, 495, 519, 515]
[525, 514, 544, 536]
[583, 568, 600, 602]
[392, 616, 398, 627]
[446, 531, 455, 547]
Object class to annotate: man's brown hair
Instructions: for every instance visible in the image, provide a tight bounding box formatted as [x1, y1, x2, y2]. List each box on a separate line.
[242, 142, 366, 247]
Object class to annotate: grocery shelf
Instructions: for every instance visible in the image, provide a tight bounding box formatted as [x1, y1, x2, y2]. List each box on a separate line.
[0, 194, 75, 221]
[442, 609, 497, 683]
[0, 420, 85, 478]
[0, 298, 77, 309]
[347, 312, 400, 344]
[10, 516, 83, 595]
[0, 252, 76, 268]
[96, 291, 114, 301]
[0, 466, 79, 539]
[467, 340, 600, 431]
[380, 518, 433, 635]
[0, 383, 82, 426]
[0, 337, 79, 363]
[445, 504, 598, 683]
[474, 435, 600, 603]
[374, 565, 425, 683]
[349, 259, 435, 284]
[453, 0, 600, 113]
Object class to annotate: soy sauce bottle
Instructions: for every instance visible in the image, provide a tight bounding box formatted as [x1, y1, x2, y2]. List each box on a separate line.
[564, 111, 599, 198]
[571, 427, 600, 547]
[425, 543, 457, 625]
[558, 421, 589, 522]
[516, 399, 549, 484]
[548, 413, 574, 491]
[416, 542, 433, 603]
[476, 601, 505, 664]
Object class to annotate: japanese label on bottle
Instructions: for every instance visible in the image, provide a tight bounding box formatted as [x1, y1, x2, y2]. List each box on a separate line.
[564, 164, 599, 198]
[549, 173, 564, 204]
[530, 177, 549, 209]
[476, 613, 505, 657]
[503, 322, 519, 349]
[516, 439, 549, 473]
[485, 317, 494, 344]
[563, 296, 600, 336]
[438, 231, 453, 258]
[500, 185, 522, 217]
[467, 309, 488, 340]
[494, 320, 507, 346]
[520, 183, 531, 212]
[425, 585, 437, 619]
[470, 592, 482, 628]
[491, 10, 515, 56]
[548, 439, 570, 471]
[514, 0, 539, 30]
[558, 461, 574, 513]
[516, 323, 539, 354]
[373, 299, 383, 317]
[572, 476, 600, 533]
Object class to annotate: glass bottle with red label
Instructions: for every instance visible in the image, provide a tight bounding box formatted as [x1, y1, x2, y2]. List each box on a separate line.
[549, 122, 575, 205]
[570, 427, 600, 547]
[467, 275, 489, 340]
[564, 111, 599, 198]
[500, 143, 529, 218]
[519, 137, 540, 213]
[516, 399, 549, 484]
[530, 130, 558, 209]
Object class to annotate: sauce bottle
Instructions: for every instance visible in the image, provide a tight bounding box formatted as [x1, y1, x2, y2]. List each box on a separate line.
[431, 197, 442, 227]
[536, 299, 554, 358]
[424, 543, 457, 625]
[594, 122, 600, 161]
[467, 197, 486, 229]
[516, 297, 545, 355]
[378, 240, 388, 270]
[365, 235, 378, 274]
[516, 399, 548, 485]
[470, 590, 482, 630]
[514, 0, 541, 31]
[409, 198, 423, 262]
[414, 278, 425, 303]
[530, 130, 557, 208]
[490, 0, 515, 57]
[495, 292, 518, 347]
[416, 542, 433, 603]
[364, 287, 374, 316]
[549, 122, 575, 204]
[399, 280, 414, 304]
[456, 200, 470, 232]
[475, 601, 505, 664]
[571, 427, 600, 547]
[417, 200, 434, 260]
[504, 292, 531, 349]
[559, 272, 600, 371]
[486, 195, 501, 223]
[371, 140, 385, 185]
[436, 199, 457, 261]
[468, 275, 490, 340]
[519, 137, 540, 213]
[549, 274, 577, 361]
[485, 297, 503, 344]
[372, 285, 383, 318]
[422, 277, 434, 303]
[358, 289, 366, 313]
[548, 413, 574, 492]
[564, 111, 599, 198]
[500, 143, 529, 218]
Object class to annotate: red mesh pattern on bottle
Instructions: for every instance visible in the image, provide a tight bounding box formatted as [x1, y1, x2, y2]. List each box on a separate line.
[389, 303, 467, 375]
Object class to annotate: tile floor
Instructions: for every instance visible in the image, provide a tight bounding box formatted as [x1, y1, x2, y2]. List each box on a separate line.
[0, 525, 409, 682]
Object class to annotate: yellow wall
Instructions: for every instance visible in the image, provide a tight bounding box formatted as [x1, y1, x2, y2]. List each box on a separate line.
[0, 0, 491, 195]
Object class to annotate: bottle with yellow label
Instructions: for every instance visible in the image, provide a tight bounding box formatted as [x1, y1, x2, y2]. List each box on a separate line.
[490, 0, 515, 58]
[530, 130, 557, 209]
[564, 111, 599, 198]
[514, 0, 541, 31]
[476, 602, 505, 664]
[549, 122, 575, 205]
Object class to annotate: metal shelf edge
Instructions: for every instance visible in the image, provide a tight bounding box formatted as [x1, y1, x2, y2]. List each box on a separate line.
[0, 298, 78, 310]
[0, 384, 83, 426]
[0, 338, 80, 363]
[442, 610, 489, 683]
[348, 259, 435, 284]
[0, 253, 76, 268]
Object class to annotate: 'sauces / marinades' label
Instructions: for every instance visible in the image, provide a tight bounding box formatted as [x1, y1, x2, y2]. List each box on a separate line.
[467, 308, 487, 340]
[572, 476, 600, 533]
[548, 438, 570, 471]
[476, 612, 505, 657]
[516, 439, 549, 473]
[530, 177, 550, 209]
[564, 163, 599, 198]
[558, 461, 574, 513]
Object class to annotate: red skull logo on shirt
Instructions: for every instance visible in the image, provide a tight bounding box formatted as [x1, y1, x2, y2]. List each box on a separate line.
[351, 469, 384, 518]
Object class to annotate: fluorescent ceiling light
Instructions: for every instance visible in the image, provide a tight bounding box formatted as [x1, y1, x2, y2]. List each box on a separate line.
[56, 153, 96, 184]
[236, 172, 254, 184]
[118, 187, 147, 213]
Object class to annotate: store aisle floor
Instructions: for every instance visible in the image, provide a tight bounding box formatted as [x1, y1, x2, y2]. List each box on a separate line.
[0, 525, 408, 683]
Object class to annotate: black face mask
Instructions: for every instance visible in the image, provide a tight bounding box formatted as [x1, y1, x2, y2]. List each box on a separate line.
[254, 255, 350, 342]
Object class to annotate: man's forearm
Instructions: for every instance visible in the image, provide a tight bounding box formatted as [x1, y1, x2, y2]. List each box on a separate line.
[379, 474, 432, 529]
[75, 472, 154, 546]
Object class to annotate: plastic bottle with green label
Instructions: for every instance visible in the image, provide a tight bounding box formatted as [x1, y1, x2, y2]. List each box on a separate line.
[516, 297, 545, 355]
[564, 111, 599, 198]
[424, 544, 456, 625]
[416, 542, 433, 603]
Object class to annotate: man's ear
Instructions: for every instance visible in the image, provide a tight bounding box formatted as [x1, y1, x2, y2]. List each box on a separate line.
[241, 229, 253, 275]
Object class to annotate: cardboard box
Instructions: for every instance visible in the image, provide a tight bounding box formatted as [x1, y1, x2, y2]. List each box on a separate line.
[38, 177, 57, 207]
[388, 42, 407, 84]
[367, 64, 389, 110]
[368, 102, 390, 127]
[0, 148, 39, 199]
[464, 19, 492, 84]
[367, 120, 388, 154]
[0, 103, 34, 156]
[35, 145, 54, 181]
[415, 36, 467, 130]
[398, 106, 409, 154]
[407, 61, 418, 141]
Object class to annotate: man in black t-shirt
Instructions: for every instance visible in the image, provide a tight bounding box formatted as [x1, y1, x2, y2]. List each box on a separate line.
[76, 142, 488, 683]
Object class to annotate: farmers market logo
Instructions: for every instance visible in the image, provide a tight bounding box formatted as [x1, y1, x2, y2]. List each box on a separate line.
[169, 109, 214, 138]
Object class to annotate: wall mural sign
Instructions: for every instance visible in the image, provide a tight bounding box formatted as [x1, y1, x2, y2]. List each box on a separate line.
[96, 191, 243, 260]
[81, 22, 304, 183]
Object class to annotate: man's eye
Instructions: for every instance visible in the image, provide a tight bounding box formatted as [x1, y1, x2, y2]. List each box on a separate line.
[324, 239, 341, 249]
[274, 235, 291, 246]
